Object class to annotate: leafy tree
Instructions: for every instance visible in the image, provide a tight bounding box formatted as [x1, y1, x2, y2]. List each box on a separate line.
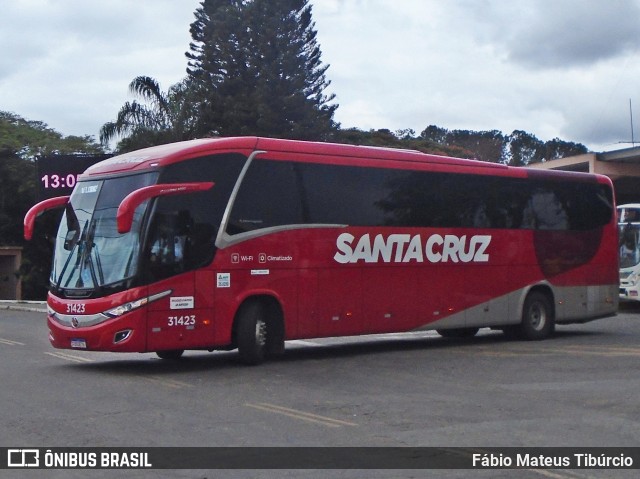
[0, 152, 34, 246]
[395, 128, 416, 140]
[419, 125, 449, 145]
[446, 129, 506, 163]
[414, 125, 589, 165]
[505, 131, 588, 166]
[334, 127, 474, 158]
[507, 130, 544, 166]
[542, 138, 587, 161]
[100, 76, 199, 152]
[1, 111, 103, 160]
[186, 0, 337, 140]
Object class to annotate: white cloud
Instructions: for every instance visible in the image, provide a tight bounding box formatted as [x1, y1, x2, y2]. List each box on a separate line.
[313, 0, 640, 150]
[1, 0, 639, 152]
[482, 0, 640, 69]
[0, 0, 199, 139]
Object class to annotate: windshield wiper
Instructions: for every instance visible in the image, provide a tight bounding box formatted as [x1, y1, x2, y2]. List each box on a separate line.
[59, 220, 98, 290]
[85, 220, 105, 285]
[59, 220, 89, 289]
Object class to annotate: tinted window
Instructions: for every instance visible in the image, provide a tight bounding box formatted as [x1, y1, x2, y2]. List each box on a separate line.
[225, 158, 612, 234]
[228, 159, 304, 234]
[297, 163, 403, 226]
[142, 153, 245, 282]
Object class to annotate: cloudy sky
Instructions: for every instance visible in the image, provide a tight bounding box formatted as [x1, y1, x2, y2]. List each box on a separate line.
[2, 0, 640, 152]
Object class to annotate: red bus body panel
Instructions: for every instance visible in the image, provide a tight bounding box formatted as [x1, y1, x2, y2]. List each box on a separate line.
[42, 137, 618, 354]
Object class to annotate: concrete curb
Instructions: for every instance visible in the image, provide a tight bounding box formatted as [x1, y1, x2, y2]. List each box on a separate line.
[0, 301, 47, 313]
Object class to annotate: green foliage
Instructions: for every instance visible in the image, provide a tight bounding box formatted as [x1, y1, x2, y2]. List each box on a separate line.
[100, 77, 200, 152]
[335, 126, 587, 165]
[1, 111, 103, 160]
[509, 130, 544, 166]
[446, 129, 506, 163]
[334, 128, 475, 158]
[0, 151, 34, 245]
[186, 0, 337, 140]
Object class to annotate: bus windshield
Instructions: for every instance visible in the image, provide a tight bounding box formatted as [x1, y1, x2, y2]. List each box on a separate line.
[619, 222, 640, 268]
[51, 172, 158, 293]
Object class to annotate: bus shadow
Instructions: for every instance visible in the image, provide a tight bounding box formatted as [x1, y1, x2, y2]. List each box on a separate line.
[63, 327, 605, 377]
[68, 350, 241, 376]
[275, 328, 605, 363]
[619, 301, 640, 313]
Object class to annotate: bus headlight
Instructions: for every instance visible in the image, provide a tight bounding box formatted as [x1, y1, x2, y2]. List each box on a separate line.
[105, 298, 148, 318]
[103, 290, 172, 318]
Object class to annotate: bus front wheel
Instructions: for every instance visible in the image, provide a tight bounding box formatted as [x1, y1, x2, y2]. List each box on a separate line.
[236, 301, 268, 365]
[156, 349, 184, 360]
[518, 291, 555, 340]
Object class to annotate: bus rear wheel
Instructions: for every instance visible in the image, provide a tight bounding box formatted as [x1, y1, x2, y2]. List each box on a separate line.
[518, 291, 555, 340]
[236, 301, 268, 365]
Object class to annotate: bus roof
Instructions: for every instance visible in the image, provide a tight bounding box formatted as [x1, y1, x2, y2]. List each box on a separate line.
[84, 137, 510, 177]
[83, 137, 607, 185]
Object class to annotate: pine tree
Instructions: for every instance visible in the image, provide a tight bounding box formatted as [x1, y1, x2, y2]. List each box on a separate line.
[186, 0, 338, 140]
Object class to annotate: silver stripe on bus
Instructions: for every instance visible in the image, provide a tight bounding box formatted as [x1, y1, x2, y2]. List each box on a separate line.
[216, 150, 266, 250]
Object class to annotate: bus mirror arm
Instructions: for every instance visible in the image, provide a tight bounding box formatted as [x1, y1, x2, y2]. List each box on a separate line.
[116, 182, 215, 234]
[24, 196, 70, 240]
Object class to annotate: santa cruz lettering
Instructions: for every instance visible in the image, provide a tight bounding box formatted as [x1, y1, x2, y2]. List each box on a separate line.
[333, 233, 491, 264]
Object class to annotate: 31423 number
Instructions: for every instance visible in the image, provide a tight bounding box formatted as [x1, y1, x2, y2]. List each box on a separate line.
[168, 315, 196, 326]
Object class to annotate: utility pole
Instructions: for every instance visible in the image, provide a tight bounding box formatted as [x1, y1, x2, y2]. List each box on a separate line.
[630, 98, 636, 146]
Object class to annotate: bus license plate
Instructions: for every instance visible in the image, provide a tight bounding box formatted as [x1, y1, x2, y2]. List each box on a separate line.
[70, 338, 87, 349]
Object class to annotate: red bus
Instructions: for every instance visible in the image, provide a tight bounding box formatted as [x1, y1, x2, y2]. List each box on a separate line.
[24, 137, 618, 364]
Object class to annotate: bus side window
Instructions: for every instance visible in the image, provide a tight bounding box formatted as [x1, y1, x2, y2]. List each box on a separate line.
[144, 195, 219, 282]
[522, 187, 568, 230]
[228, 159, 304, 234]
[142, 152, 246, 283]
[148, 211, 216, 275]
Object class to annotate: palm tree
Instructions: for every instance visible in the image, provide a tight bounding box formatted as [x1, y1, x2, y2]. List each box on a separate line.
[100, 76, 199, 152]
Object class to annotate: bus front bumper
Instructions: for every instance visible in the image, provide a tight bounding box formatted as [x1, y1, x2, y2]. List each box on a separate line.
[619, 285, 640, 301]
[47, 310, 146, 352]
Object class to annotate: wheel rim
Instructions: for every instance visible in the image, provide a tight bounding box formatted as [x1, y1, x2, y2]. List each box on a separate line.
[528, 302, 546, 331]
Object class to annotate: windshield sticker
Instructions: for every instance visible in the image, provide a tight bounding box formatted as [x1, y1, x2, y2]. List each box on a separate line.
[217, 273, 231, 288]
[334, 233, 491, 264]
[79, 185, 99, 194]
[170, 296, 194, 310]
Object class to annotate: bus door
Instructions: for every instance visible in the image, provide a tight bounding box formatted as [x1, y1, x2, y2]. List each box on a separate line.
[143, 207, 216, 351]
[147, 273, 198, 352]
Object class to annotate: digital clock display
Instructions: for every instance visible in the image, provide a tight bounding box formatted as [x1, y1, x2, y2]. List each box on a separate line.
[36, 154, 112, 200]
[41, 173, 80, 189]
